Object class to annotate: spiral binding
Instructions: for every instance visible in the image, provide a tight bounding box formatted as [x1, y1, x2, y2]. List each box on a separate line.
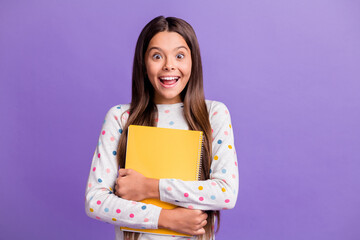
[196, 131, 204, 180]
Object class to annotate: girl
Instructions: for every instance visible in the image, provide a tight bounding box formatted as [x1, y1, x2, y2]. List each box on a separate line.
[85, 16, 239, 240]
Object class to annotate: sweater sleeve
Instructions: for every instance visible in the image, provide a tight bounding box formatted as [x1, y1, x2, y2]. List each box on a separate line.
[85, 105, 162, 229]
[159, 101, 239, 210]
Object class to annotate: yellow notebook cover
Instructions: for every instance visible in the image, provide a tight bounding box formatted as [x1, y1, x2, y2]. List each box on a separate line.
[120, 125, 203, 237]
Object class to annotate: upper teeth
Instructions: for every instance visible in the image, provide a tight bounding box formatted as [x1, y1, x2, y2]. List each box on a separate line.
[160, 77, 179, 80]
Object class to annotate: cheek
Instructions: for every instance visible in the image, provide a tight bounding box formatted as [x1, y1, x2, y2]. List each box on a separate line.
[146, 62, 163, 78]
[181, 61, 192, 76]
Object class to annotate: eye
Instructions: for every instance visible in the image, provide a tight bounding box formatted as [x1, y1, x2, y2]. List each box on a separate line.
[152, 53, 162, 60]
[176, 53, 185, 59]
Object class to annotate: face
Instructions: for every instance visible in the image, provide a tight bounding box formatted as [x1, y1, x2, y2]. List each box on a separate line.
[145, 31, 192, 104]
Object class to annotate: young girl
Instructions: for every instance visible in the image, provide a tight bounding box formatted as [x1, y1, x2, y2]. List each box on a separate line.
[85, 16, 239, 240]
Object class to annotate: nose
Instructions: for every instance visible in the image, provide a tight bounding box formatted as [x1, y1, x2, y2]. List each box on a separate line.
[163, 58, 175, 71]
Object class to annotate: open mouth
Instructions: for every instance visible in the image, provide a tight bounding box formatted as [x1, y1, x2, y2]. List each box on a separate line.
[159, 76, 180, 88]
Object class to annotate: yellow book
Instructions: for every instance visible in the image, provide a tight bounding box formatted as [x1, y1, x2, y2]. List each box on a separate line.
[120, 125, 204, 237]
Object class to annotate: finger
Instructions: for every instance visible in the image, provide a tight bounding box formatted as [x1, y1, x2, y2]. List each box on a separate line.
[193, 227, 205, 236]
[200, 219, 207, 228]
[200, 212, 208, 220]
[118, 168, 128, 177]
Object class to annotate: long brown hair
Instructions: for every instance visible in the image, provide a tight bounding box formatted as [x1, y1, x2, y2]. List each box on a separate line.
[116, 16, 219, 240]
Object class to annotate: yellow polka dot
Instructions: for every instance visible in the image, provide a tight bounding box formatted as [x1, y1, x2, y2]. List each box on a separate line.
[109, 187, 113, 191]
[222, 188, 226, 192]
[112, 218, 117, 221]
[90, 208, 94, 212]
[229, 124, 232, 128]
[214, 155, 219, 160]
[198, 186, 203, 190]
[228, 145, 232, 149]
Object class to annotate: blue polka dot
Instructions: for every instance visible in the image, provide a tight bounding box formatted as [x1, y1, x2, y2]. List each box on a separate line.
[103, 120, 106, 124]
[169, 121, 174, 125]
[210, 169, 212, 174]
[211, 195, 216, 200]
[141, 227, 146, 229]
[117, 106, 121, 109]
[175, 200, 180, 202]
[90, 196, 93, 201]
[119, 129, 123, 134]
[222, 169, 227, 174]
[98, 141, 101, 146]
[141, 205, 147, 210]
[98, 178, 102, 183]
[109, 191, 112, 194]
[104, 208, 109, 212]
[112, 151, 117, 155]
[217, 140, 223, 144]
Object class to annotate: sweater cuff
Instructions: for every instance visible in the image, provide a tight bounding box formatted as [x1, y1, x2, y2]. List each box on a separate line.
[159, 178, 172, 203]
[148, 204, 162, 229]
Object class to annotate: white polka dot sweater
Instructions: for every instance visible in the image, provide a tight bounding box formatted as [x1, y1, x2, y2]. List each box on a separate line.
[85, 100, 239, 240]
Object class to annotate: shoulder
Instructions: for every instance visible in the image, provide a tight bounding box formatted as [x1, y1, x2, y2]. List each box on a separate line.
[104, 103, 131, 127]
[105, 103, 130, 116]
[205, 99, 231, 117]
[205, 100, 233, 130]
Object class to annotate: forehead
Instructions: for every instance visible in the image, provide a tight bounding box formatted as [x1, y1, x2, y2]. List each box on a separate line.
[147, 31, 189, 50]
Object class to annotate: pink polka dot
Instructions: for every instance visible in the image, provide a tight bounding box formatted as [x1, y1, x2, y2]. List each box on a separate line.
[155, 118, 159, 122]
[144, 218, 149, 222]
[126, 111, 130, 114]
[211, 181, 217, 186]
[96, 216, 101, 219]
[222, 179, 227, 183]
[232, 174, 236, 178]
[96, 200, 101, 205]
[222, 207, 228, 210]
[211, 128, 213, 133]
[165, 110, 170, 113]
[110, 137, 115, 141]
[188, 205, 194, 209]
[167, 187, 172, 191]
[98, 153, 101, 158]
[225, 199, 230, 203]
[131, 201, 137, 205]
[213, 112, 218, 116]
[92, 167, 96, 172]
[88, 183, 92, 188]
[224, 131, 229, 135]
[225, 110, 229, 114]
[199, 197, 204, 201]
[235, 161, 238, 166]
[114, 116, 118, 120]
[184, 193, 189, 197]
[102, 130, 106, 135]
[106, 168, 111, 173]
[129, 213, 134, 218]
[116, 209, 121, 213]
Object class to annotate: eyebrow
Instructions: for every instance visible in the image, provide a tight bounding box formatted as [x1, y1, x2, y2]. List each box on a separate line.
[147, 46, 189, 53]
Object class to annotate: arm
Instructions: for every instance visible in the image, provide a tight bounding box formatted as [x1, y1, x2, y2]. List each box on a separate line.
[158, 101, 239, 210]
[84, 105, 162, 229]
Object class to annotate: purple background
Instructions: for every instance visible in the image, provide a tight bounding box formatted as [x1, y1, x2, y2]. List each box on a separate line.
[1, 0, 359, 239]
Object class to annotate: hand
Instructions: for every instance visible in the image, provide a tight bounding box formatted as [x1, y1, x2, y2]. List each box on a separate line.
[114, 168, 159, 201]
[158, 207, 208, 236]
